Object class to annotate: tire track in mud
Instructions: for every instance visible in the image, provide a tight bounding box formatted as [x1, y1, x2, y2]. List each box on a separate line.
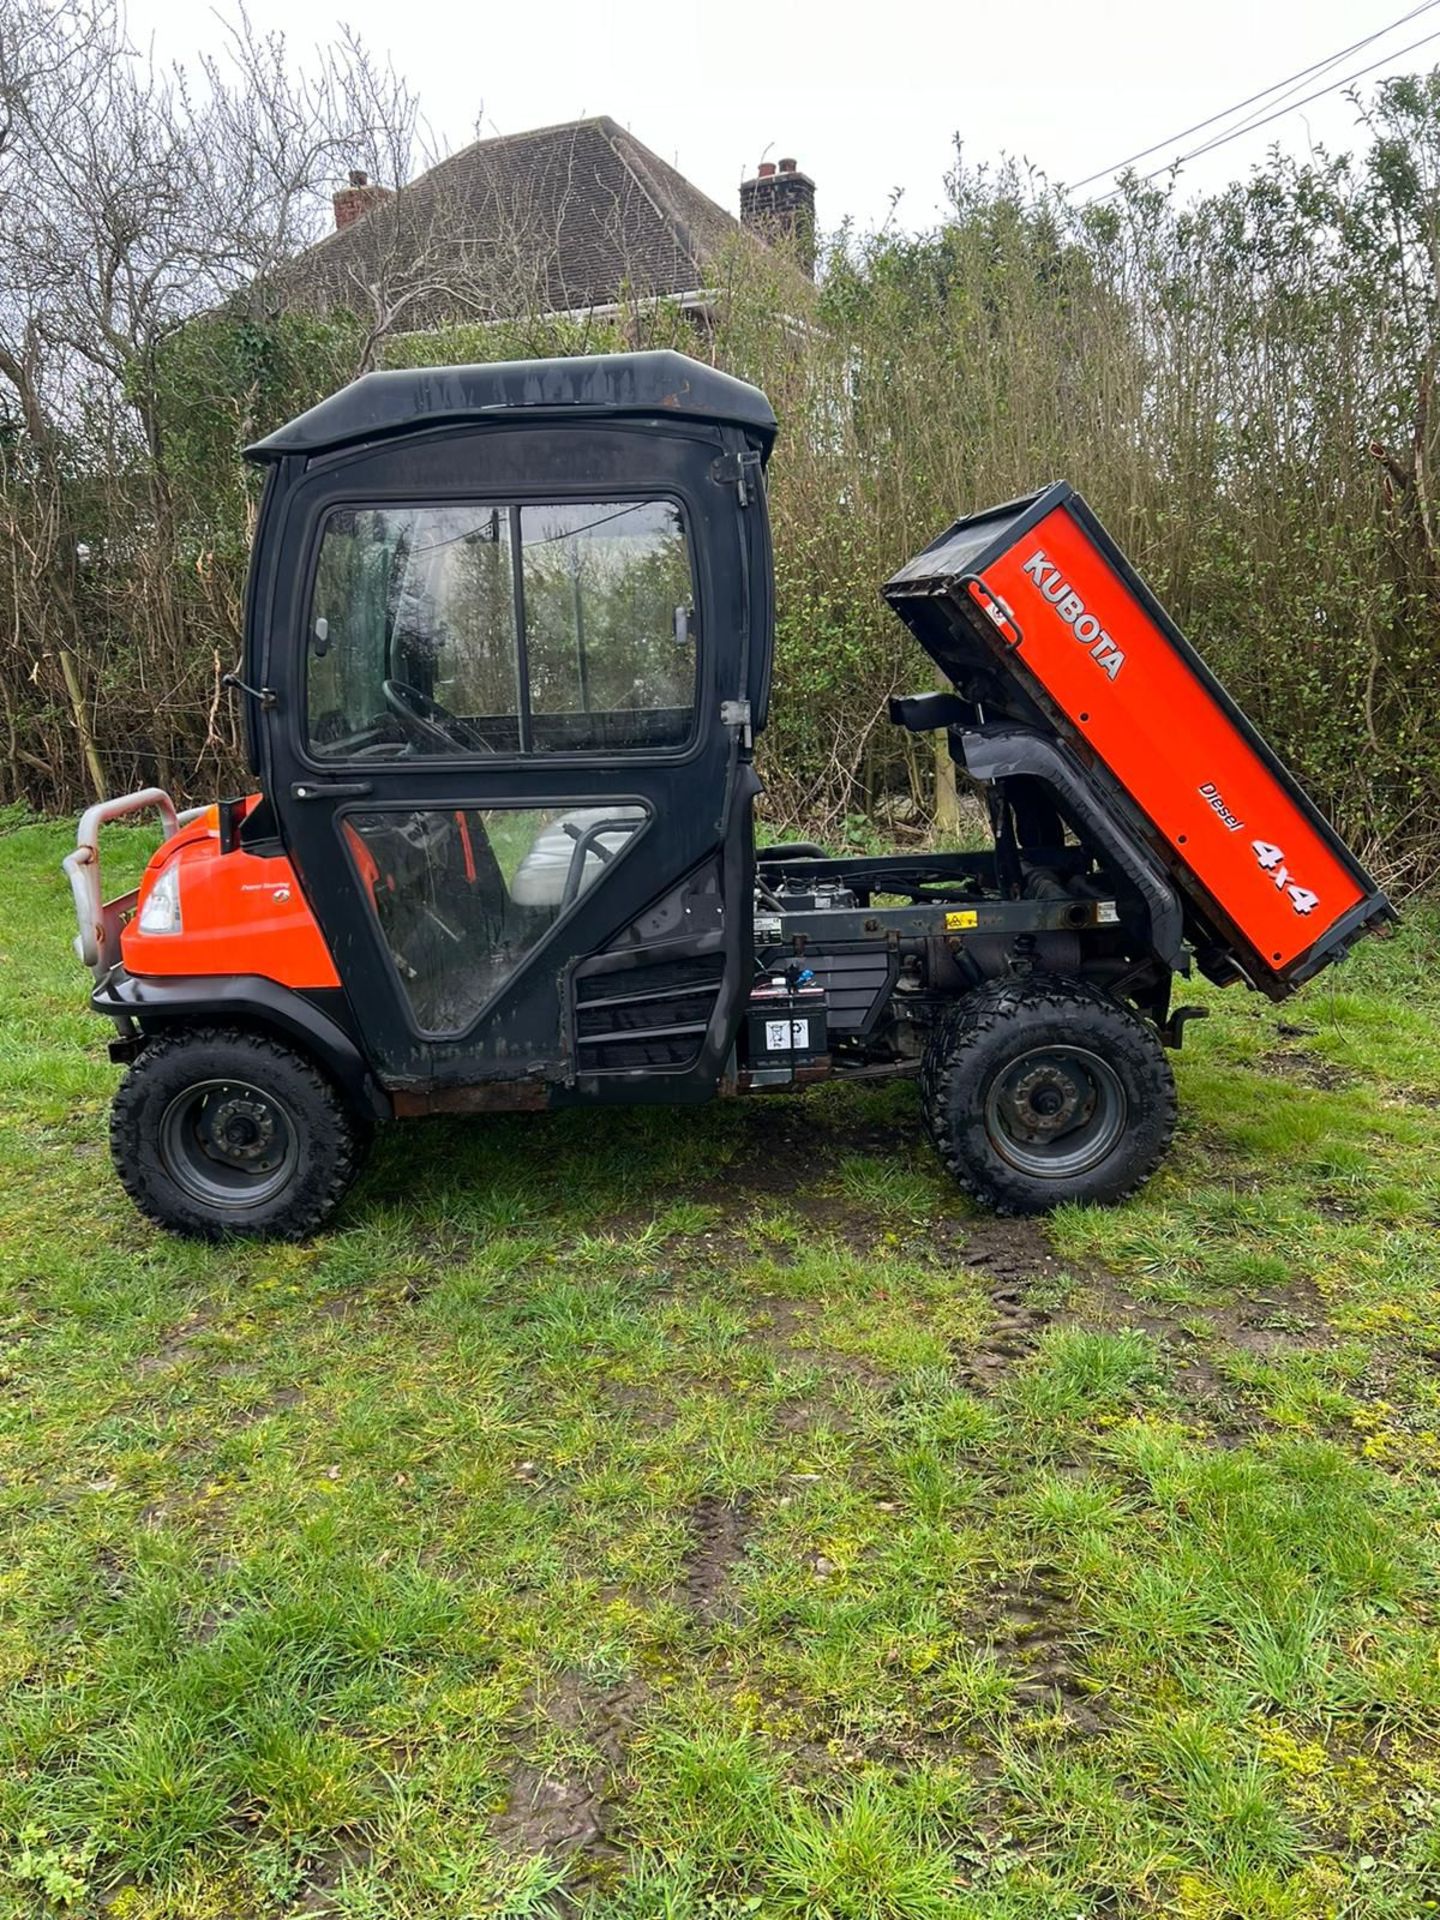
[682, 1493, 752, 1627]
[951, 1218, 1061, 1391]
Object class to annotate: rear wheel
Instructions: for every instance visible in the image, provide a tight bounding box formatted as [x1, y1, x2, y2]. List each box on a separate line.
[922, 975, 1176, 1213]
[110, 1025, 368, 1240]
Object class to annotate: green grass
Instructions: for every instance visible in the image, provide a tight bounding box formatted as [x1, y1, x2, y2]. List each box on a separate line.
[1, 818, 1439, 1917]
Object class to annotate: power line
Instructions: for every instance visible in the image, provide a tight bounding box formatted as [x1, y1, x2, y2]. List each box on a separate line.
[1068, 0, 1440, 194]
[1081, 17, 1440, 206]
[1069, 0, 1438, 191]
[1181, 22, 1440, 162]
[1180, 4, 1431, 153]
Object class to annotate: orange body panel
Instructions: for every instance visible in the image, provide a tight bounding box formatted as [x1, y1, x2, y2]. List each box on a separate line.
[981, 506, 1366, 970]
[121, 801, 340, 989]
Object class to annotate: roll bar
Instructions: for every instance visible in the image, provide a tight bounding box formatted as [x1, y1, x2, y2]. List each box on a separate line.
[63, 787, 183, 983]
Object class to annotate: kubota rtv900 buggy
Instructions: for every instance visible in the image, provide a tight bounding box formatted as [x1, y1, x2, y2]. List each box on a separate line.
[65, 352, 1392, 1238]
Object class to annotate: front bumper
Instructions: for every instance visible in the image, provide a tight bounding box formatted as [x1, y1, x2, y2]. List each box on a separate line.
[63, 787, 183, 983]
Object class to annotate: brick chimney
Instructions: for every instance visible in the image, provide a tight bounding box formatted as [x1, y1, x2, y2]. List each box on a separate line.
[332, 169, 392, 231]
[740, 156, 816, 279]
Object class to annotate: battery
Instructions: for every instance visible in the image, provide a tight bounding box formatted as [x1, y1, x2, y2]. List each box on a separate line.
[743, 975, 829, 1076]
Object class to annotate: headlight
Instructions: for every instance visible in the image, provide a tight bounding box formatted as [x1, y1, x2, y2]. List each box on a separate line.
[138, 863, 183, 935]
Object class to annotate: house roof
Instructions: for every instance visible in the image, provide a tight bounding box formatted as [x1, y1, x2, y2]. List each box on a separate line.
[269, 116, 777, 324]
[245, 349, 778, 460]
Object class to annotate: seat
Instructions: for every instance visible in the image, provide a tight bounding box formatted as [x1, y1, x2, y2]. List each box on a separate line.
[510, 807, 647, 908]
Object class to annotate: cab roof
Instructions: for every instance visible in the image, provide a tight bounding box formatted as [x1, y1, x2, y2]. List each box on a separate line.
[245, 349, 777, 462]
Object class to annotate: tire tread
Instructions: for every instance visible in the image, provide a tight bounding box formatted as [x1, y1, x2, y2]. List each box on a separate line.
[921, 974, 1177, 1214]
[109, 1024, 365, 1240]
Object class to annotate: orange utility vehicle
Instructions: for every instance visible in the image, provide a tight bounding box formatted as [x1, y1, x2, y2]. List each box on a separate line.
[64, 353, 1392, 1238]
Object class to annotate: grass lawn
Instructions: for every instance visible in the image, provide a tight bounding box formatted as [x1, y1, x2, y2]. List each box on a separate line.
[2, 819, 1439, 1919]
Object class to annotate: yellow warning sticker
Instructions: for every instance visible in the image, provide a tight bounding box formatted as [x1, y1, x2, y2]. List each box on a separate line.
[945, 909, 979, 931]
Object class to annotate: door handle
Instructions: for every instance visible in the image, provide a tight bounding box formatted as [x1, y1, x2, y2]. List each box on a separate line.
[290, 781, 373, 801]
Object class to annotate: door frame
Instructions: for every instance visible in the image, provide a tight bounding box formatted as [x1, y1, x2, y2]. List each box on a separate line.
[256, 416, 761, 1097]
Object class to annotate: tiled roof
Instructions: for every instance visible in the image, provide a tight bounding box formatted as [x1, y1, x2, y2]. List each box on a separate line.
[269, 116, 773, 324]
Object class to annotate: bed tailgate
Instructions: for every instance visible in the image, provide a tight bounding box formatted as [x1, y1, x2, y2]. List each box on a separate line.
[883, 482, 1393, 994]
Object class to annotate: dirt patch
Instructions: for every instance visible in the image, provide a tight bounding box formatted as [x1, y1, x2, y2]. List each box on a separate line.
[1083, 1267, 1327, 1360]
[138, 1494, 185, 1528]
[1209, 1281, 1327, 1354]
[229, 1384, 305, 1428]
[956, 1215, 1058, 1281]
[1257, 1047, 1355, 1091]
[776, 1395, 854, 1434]
[188, 1606, 224, 1645]
[755, 1297, 813, 1344]
[490, 1673, 648, 1868]
[1166, 1347, 1267, 1444]
[955, 1289, 1051, 1392]
[1071, 1267, 1330, 1443]
[491, 1762, 609, 1861]
[291, 1838, 373, 1915]
[601, 1380, 675, 1433]
[757, 1295, 892, 1393]
[1393, 1084, 1440, 1110]
[132, 1315, 216, 1376]
[1314, 1191, 1364, 1222]
[777, 1346, 890, 1394]
[686, 1111, 840, 1204]
[679, 1104, 934, 1248]
[681, 1494, 751, 1626]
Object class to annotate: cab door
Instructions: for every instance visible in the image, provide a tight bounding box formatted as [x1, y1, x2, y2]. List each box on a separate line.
[258, 419, 760, 1102]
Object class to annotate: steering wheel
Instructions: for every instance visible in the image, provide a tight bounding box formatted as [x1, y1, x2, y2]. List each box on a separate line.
[382, 679, 480, 753]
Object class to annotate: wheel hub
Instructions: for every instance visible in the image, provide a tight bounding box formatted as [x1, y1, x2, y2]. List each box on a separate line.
[983, 1043, 1128, 1179]
[1007, 1062, 1086, 1138]
[159, 1076, 299, 1207]
[208, 1094, 277, 1165]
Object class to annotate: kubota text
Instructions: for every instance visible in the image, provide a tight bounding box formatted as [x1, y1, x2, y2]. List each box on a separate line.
[1021, 548, 1127, 680]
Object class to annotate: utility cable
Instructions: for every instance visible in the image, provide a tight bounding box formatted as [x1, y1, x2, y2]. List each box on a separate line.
[1081, 18, 1440, 204]
[1068, 0, 1440, 193]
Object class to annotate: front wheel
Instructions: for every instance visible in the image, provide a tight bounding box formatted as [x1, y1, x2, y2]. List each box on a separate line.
[110, 1025, 369, 1240]
[922, 976, 1176, 1214]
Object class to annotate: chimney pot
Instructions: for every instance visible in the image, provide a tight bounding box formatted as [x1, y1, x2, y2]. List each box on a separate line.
[738, 154, 816, 280]
[333, 171, 393, 230]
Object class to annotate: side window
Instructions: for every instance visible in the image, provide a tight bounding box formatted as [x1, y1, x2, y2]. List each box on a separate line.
[342, 804, 647, 1035]
[306, 498, 695, 759]
[308, 508, 402, 751]
[521, 501, 695, 751]
[308, 506, 519, 758]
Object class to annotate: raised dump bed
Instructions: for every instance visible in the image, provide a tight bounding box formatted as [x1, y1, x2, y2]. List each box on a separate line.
[883, 481, 1393, 997]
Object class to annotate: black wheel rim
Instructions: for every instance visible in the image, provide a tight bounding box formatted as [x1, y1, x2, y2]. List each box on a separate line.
[983, 1044, 1128, 1180]
[158, 1078, 300, 1210]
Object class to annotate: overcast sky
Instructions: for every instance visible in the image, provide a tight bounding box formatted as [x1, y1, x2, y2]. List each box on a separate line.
[126, 0, 1439, 234]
